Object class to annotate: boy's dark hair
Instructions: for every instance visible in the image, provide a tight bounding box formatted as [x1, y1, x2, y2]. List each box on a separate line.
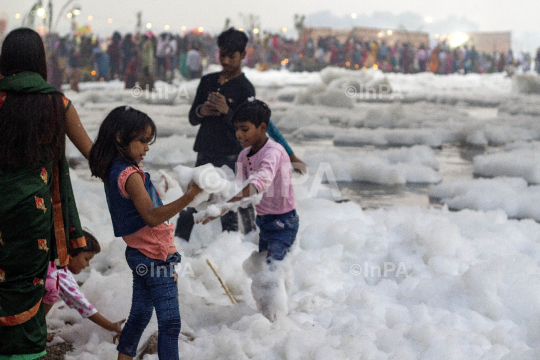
[217, 28, 248, 55]
[232, 99, 271, 127]
[71, 230, 101, 257]
[89, 106, 156, 182]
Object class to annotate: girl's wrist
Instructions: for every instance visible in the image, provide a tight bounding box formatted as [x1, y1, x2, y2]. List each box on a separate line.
[185, 190, 197, 202]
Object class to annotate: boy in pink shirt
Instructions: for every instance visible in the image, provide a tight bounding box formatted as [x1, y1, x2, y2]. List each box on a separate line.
[201, 99, 299, 321]
[204, 98, 299, 263]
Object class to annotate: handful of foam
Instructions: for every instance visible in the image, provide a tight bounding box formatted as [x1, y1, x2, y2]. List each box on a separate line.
[193, 175, 263, 223]
[173, 164, 232, 209]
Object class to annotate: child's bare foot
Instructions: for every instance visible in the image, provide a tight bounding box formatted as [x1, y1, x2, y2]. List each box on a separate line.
[47, 333, 54, 342]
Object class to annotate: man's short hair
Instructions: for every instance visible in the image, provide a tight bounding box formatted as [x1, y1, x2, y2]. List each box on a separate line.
[217, 27, 248, 54]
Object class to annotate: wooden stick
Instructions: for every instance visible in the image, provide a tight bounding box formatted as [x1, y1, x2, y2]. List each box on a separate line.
[206, 259, 237, 304]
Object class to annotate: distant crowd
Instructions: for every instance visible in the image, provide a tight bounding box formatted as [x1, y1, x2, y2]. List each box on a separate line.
[303, 37, 538, 75]
[29, 30, 540, 92]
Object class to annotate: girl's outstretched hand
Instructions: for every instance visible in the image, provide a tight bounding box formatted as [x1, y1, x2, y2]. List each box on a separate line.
[186, 181, 203, 198]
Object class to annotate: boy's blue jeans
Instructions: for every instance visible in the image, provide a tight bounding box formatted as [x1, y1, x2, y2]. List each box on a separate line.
[117, 247, 181, 359]
[256, 209, 299, 262]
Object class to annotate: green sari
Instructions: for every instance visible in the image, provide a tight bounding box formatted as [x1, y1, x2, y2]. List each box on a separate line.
[0, 72, 86, 359]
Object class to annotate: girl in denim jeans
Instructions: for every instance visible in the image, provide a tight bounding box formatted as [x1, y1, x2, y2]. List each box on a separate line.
[201, 99, 299, 321]
[89, 106, 203, 360]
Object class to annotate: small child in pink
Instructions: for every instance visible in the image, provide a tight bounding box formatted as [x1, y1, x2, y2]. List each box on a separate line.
[44, 230, 124, 340]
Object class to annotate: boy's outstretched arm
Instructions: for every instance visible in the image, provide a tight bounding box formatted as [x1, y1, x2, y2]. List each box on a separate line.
[228, 183, 258, 203]
[200, 183, 258, 225]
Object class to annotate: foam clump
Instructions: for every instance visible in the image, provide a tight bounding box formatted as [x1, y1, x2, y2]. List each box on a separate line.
[243, 251, 293, 322]
[429, 176, 540, 220]
[173, 164, 232, 208]
[192, 180, 263, 223]
[275, 107, 327, 133]
[513, 74, 540, 94]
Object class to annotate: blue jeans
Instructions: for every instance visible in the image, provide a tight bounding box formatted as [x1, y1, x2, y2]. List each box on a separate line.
[256, 209, 299, 262]
[117, 247, 181, 359]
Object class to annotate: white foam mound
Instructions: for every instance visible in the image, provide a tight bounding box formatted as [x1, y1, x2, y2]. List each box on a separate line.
[303, 145, 441, 184]
[173, 164, 232, 208]
[319, 67, 385, 86]
[473, 148, 540, 184]
[362, 103, 405, 129]
[242, 251, 293, 322]
[334, 128, 449, 148]
[275, 107, 328, 134]
[292, 125, 340, 140]
[430, 177, 540, 220]
[275, 87, 299, 102]
[460, 122, 538, 147]
[513, 74, 540, 94]
[312, 89, 354, 109]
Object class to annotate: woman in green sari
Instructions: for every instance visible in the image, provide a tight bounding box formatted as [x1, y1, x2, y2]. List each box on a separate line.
[0, 28, 93, 359]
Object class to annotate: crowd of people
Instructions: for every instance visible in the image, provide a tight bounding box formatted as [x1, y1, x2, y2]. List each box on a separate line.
[29, 29, 540, 94]
[43, 31, 215, 91]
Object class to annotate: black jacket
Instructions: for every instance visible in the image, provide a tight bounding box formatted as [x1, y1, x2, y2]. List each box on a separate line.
[189, 72, 255, 156]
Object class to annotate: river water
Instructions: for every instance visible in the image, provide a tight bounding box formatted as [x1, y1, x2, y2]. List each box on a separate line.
[336, 145, 482, 210]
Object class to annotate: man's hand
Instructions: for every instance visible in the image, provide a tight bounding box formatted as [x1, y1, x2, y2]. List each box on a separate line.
[207, 92, 229, 114]
[199, 102, 221, 116]
[289, 154, 308, 175]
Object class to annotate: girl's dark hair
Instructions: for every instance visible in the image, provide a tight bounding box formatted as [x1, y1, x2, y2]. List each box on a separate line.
[217, 28, 248, 54]
[232, 99, 271, 127]
[89, 106, 156, 182]
[71, 230, 101, 257]
[0, 28, 66, 169]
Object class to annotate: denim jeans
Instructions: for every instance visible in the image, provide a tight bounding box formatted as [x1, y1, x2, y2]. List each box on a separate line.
[175, 153, 256, 241]
[117, 247, 181, 359]
[256, 209, 299, 262]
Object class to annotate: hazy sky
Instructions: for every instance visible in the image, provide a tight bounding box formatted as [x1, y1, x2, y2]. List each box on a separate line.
[1, 0, 539, 38]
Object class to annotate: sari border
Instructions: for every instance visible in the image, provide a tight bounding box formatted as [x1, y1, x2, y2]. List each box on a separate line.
[0, 299, 41, 327]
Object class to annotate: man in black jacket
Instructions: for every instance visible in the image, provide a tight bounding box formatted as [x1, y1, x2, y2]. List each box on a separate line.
[176, 28, 305, 241]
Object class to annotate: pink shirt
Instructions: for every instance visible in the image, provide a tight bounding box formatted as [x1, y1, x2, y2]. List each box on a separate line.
[48, 265, 98, 318]
[237, 139, 295, 216]
[118, 167, 177, 261]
